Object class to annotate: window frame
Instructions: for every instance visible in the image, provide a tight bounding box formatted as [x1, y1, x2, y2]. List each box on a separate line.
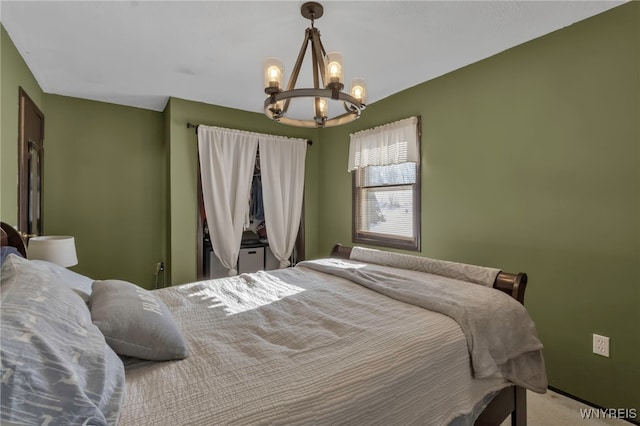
[351, 118, 421, 252]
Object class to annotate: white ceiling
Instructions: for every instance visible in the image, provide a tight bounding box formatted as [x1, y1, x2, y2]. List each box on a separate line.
[1, 1, 626, 114]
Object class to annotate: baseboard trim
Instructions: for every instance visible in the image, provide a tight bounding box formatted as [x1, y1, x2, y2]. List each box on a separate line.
[548, 386, 639, 425]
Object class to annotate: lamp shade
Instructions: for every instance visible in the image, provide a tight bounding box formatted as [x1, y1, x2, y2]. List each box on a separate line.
[28, 236, 78, 267]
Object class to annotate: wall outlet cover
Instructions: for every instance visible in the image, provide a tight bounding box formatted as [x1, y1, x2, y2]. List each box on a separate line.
[592, 334, 610, 357]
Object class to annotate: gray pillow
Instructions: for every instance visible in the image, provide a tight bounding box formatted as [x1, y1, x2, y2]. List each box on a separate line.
[90, 279, 189, 361]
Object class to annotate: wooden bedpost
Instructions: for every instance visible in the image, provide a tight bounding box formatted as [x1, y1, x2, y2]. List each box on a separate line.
[330, 243, 352, 259]
[494, 272, 528, 304]
[513, 386, 527, 426]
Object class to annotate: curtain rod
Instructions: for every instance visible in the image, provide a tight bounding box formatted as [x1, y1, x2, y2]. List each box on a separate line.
[187, 122, 312, 145]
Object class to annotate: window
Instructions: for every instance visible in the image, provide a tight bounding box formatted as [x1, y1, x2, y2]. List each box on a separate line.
[350, 117, 421, 251]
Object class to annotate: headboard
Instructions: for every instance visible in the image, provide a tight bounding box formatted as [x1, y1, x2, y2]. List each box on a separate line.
[330, 244, 528, 304]
[1, 222, 28, 258]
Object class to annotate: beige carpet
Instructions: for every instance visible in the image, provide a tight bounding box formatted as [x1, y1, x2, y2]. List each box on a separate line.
[500, 390, 633, 426]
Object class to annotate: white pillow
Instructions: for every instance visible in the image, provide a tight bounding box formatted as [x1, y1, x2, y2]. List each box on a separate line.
[30, 259, 93, 296]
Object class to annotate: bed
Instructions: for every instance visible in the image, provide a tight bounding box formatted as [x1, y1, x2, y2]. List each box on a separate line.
[1, 222, 547, 425]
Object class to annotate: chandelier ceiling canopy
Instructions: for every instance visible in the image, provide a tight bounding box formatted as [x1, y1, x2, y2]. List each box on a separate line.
[263, 2, 366, 128]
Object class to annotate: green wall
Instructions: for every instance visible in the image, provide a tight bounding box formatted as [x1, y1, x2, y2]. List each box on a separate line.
[1, 23, 168, 288]
[42, 94, 166, 288]
[1, 25, 44, 224]
[165, 97, 320, 285]
[1, 3, 638, 412]
[318, 3, 639, 412]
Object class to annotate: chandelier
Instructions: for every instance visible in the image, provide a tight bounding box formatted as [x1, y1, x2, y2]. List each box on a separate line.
[263, 2, 366, 128]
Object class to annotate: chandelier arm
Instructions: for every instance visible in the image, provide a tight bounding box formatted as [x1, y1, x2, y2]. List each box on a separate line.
[288, 28, 313, 92]
[310, 43, 322, 120]
[343, 101, 359, 113]
[275, 111, 361, 128]
[264, 88, 365, 127]
[270, 88, 362, 105]
[310, 34, 320, 90]
[283, 28, 313, 114]
[310, 28, 327, 88]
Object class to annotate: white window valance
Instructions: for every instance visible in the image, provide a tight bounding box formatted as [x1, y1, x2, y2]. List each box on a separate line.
[347, 116, 420, 172]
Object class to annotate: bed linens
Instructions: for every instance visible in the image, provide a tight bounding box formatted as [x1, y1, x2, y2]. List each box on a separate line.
[1, 246, 22, 265]
[298, 258, 547, 392]
[0, 255, 125, 426]
[119, 264, 536, 425]
[349, 246, 501, 286]
[30, 259, 94, 297]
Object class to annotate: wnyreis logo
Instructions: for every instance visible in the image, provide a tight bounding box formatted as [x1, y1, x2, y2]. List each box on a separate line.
[579, 408, 637, 420]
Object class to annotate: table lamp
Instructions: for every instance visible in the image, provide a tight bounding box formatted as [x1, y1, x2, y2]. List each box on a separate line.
[28, 236, 78, 267]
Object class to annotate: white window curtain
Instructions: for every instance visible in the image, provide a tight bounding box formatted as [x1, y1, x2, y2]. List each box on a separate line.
[198, 125, 258, 276]
[347, 116, 419, 171]
[258, 136, 307, 268]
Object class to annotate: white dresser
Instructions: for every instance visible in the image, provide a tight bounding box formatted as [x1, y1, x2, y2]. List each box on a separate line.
[207, 244, 280, 278]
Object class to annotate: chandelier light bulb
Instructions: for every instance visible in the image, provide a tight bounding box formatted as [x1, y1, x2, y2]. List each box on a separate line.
[316, 98, 329, 118]
[351, 78, 366, 104]
[325, 52, 344, 85]
[268, 67, 281, 84]
[328, 63, 340, 81]
[263, 58, 284, 92]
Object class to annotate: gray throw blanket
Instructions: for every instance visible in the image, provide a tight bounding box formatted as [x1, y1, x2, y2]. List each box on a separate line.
[297, 258, 548, 393]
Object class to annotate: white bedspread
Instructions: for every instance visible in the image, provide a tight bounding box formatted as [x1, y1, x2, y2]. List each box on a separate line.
[119, 264, 539, 425]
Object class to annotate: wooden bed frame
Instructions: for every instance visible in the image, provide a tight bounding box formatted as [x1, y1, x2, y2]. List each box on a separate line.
[330, 244, 528, 426]
[0, 226, 527, 425]
[1, 222, 27, 257]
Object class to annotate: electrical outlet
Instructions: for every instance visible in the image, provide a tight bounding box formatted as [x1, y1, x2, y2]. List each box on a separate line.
[592, 334, 610, 357]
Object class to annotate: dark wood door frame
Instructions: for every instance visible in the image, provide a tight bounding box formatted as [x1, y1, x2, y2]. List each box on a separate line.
[18, 87, 45, 238]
